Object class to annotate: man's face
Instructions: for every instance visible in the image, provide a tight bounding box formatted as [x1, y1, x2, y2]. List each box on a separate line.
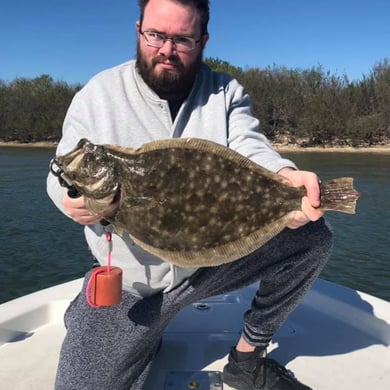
[136, 0, 208, 99]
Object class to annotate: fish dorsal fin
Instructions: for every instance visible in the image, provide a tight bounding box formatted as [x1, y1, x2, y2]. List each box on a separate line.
[105, 138, 291, 187]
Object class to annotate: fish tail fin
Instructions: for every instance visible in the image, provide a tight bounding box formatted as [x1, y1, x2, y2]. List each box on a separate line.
[319, 178, 360, 214]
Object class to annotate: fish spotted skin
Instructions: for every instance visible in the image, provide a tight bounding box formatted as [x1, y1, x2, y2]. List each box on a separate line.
[54, 138, 359, 267]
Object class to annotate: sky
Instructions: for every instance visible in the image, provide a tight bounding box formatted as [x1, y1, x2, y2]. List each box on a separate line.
[1, 0, 389, 85]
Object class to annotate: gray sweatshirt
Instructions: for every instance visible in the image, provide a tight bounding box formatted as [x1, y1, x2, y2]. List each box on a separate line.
[47, 60, 297, 297]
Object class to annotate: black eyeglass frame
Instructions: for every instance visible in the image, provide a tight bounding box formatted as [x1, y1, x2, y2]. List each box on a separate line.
[139, 29, 203, 52]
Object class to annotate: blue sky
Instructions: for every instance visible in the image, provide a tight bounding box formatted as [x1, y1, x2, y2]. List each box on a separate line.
[1, 0, 389, 85]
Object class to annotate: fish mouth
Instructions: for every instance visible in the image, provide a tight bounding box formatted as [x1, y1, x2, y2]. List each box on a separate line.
[56, 150, 84, 174]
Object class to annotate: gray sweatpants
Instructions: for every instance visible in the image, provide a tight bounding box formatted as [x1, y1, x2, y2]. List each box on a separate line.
[55, 218, 333, 389]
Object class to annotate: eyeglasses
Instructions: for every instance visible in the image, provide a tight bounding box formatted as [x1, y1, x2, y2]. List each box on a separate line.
[139, 30, 202, 52]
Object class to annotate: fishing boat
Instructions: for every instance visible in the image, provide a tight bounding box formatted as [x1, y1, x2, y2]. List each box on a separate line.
[0, 277, 389, 389]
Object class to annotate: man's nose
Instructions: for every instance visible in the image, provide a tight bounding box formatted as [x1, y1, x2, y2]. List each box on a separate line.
[158, 38, 176, 56]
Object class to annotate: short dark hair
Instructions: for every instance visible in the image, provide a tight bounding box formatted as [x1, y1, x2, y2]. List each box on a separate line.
[138, 0, 210, 35]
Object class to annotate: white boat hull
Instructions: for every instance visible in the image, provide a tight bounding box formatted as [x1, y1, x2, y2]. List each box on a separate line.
[1, 278, 389, 389]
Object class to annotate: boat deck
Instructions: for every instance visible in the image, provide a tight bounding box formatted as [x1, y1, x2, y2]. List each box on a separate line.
[1, 278, 389, 389]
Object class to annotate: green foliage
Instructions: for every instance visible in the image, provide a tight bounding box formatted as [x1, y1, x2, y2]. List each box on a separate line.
[205, 57, 243, 79]
[0, 75, 81, 143]
[1, 58, 389, 146]
[206, 57, 390, 147]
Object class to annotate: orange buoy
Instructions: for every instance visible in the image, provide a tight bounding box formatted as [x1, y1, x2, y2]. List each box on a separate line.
[90, 266, 123, 306]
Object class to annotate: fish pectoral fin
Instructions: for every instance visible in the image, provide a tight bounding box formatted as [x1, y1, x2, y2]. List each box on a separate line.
[101, 200, 121, 219]
[86, 196, 120, 218]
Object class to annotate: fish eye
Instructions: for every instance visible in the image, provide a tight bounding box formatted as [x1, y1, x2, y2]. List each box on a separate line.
[81, 152, 114, 180]
[94, 145, 105, 153]
[78, 138, 89, 147]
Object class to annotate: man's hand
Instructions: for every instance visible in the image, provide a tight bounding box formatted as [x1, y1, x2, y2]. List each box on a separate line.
[63, 192, 102, 225]
[278, 167, 324, 229]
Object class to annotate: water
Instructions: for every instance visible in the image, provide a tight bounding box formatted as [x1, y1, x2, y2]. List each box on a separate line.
[0, 147, 389, 303]
[282, 151, 390, 301]
[0, 147, 91, 303]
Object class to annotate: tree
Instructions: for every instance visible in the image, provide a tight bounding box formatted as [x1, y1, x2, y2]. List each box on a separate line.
[1, 58, 389, 146]
[0, 76, 81, 142]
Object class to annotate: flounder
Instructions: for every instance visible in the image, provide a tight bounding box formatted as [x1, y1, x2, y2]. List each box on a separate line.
[51, 138, 359, 267]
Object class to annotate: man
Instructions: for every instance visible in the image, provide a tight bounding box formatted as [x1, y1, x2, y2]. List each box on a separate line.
[47, 0, 333, 389]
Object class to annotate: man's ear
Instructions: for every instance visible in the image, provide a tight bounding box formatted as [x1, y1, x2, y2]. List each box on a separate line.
[201, 34, 209, 49]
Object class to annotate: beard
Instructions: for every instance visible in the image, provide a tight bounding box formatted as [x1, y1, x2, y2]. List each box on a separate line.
[136, 41, 203, 101]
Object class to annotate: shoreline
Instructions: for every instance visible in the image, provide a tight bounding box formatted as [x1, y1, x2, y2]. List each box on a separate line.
[0, 141, 58, 148]
[1, 141, 389, 153]
[274, 144, 390, 153]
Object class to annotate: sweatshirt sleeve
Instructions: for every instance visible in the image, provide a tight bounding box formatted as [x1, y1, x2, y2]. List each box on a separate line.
[46, 89, 92, 216]
[226, 78, 297, 173]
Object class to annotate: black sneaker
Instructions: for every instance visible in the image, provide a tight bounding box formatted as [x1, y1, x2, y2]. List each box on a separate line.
[222, 347, 312, 390]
